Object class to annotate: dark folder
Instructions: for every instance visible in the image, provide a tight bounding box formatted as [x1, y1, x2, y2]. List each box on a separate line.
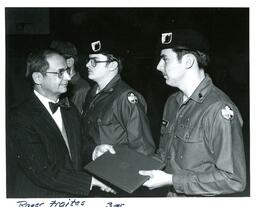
[84, 145, 165, 194]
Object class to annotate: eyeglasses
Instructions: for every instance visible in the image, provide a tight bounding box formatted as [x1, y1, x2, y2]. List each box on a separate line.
[44, 67, 71, 79]
[87, 58, 113, 67]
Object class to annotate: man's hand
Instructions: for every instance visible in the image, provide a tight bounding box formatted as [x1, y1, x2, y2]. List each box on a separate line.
[91, 177, 116, 194]
[139, 170, 173, 190]
[92, 144, 116, 160]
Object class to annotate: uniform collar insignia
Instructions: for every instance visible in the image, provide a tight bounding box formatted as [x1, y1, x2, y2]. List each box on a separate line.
[162, 119, 169, 127]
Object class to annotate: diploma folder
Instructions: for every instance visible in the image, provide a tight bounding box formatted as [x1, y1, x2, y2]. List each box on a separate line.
[84, 145, 165, 194]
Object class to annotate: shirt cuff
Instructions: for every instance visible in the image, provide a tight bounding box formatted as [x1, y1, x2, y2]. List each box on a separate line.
[172, 174, 184, 193]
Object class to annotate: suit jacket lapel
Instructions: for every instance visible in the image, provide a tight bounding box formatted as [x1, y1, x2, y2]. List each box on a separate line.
[61, 108, 80, 168]
[30, 94, 72, 159]
[30, 94, 60, 132]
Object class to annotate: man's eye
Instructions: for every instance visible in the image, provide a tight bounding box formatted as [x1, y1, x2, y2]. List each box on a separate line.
[162, 58, 168, 62]
[59, 69, 65, 75]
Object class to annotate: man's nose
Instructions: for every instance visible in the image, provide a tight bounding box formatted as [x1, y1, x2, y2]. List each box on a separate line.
[156, 60, 164, 71]
[86, 59, 91, 68]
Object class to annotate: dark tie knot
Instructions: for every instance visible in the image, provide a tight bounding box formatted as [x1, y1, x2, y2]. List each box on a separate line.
[49, 98, 70, 113]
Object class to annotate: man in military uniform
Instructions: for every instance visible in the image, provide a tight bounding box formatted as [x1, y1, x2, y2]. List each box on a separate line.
[81, 39, 155, 196]
[139, 29, 246, 196]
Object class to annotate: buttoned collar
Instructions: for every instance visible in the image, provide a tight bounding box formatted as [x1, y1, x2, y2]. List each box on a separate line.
[176, 74, 213, 104]
[92, 74, 121, 94]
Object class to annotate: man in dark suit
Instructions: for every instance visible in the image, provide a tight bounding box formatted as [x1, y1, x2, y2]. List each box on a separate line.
[7, 49, 115, 198]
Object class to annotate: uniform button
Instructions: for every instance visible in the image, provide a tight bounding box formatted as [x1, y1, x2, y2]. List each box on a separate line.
[180, 155, 183, 159]
[198, 93, 203, 98]
[97, 118, 101, 123]
[17, 155, 21, 159]
[109, 88, 114, 92]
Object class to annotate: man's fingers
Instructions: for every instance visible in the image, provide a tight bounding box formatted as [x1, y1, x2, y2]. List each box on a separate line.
[100, 187, 116, 194]
[104, 145, 116, 154]
[139, 170, 152, 177]
[108, 146, 116, 154]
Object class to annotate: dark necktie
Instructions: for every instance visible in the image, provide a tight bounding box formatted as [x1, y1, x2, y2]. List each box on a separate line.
[49, 98, 70, 114]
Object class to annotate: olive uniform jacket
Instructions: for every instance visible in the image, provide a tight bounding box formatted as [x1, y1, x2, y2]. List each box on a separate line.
[158, 74, 246, 196]
[81, 74, 155, 163]
[7, 93, 92, 198]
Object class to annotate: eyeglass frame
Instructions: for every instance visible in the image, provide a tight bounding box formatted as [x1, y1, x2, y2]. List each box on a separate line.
[86, 58, 114, 67]
[43, 67, 71, 79]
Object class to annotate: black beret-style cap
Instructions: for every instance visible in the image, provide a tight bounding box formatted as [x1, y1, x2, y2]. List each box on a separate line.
[88, 38, 122, 58]
[160, 29, 210, 53]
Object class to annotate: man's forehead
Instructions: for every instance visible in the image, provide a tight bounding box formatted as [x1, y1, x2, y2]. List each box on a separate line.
[47, 53, 65, 62]
[160, 48, 175, 56]
[89, 53, 107, 59]
[47, 54, 67, 69]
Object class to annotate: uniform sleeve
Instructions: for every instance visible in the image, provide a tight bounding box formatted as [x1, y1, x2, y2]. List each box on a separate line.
[114, 91, 155, 155]
[9, 113, 92, 197]
[172, 102, 246, 196]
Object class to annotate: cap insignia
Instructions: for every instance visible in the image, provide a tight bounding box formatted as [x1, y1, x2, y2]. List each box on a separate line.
[162, 32, 172, 44]
[91, 40, 101, 52]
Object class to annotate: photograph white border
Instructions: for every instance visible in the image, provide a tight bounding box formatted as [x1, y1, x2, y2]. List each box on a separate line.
[1, 0, 255, 206]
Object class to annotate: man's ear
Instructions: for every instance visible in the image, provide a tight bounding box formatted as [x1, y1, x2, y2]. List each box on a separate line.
[108, 61, 118, 71]
[66, 57, 75, 67]
[183, 54, 195, 69]
[32, 72, 44, 85]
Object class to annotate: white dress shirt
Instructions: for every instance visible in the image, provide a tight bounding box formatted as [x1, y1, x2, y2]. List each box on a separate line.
[34, 90, 71, 158]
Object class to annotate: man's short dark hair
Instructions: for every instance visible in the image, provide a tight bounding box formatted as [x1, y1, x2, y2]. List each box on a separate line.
[172, 48, 210, 69]
[25, 49, 60, 81]
[102, 52, 123, 73]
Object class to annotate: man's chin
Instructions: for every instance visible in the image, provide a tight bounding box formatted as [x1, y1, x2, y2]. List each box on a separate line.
[166, 79, 174, 87]
[88, 74, 94, 80]
[59, 86, 67, 93]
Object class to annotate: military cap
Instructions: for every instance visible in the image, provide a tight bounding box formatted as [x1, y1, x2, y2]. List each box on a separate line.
[160, 29, 210, 52]
[88, 38, 122, 58]
[49, 40, 78, 59]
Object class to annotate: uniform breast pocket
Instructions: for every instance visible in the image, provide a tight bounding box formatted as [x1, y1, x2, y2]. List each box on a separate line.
[175, 124, 203, 143]
[174, 124, 207, 168]
[97, 116, 123, 144]
[97, 117, 112, 126]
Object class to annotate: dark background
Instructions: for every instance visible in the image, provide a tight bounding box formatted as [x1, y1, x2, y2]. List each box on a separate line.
[5, 8, 250, 196]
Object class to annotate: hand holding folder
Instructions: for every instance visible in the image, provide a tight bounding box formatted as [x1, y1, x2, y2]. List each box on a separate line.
[84, 145, 165, 194]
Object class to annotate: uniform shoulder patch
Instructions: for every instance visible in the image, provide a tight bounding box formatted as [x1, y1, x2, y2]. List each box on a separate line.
[221, 105, 234, 120]
[127, 92, 138, 104]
